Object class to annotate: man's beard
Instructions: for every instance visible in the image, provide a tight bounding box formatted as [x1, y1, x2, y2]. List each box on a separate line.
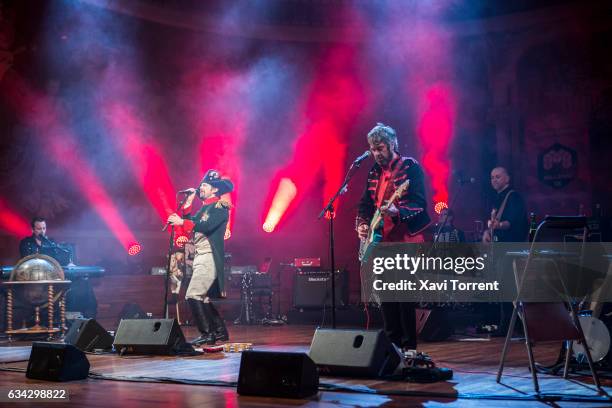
[376, 154, 392, 167]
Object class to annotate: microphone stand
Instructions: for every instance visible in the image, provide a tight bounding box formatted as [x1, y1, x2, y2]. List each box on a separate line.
[266, 263, 295, 325]
[318, 158, 366, 329]
[40, 236, 72, 264]
[162, 193, 189, 319]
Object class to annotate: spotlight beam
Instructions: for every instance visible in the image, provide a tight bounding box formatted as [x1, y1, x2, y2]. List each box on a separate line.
[0, 197, 31, 237]
[263, 178, 297, 232]
[102, 102, 177, 222]
[417, 85, 454, 206]
[0, 71, 137, 249]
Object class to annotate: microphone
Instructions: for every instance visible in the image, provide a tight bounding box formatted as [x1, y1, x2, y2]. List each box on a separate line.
[40, 235, 54, 244]
[177, 188, 197, 194]
[352, 150, 372, 165]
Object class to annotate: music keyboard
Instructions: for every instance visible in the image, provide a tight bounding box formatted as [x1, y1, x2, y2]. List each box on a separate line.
[1, 265, 105, 280]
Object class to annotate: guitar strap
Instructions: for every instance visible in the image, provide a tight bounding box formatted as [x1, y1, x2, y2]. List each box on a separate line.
[375, 158, 403, 208]
[495, 189, 515, 222]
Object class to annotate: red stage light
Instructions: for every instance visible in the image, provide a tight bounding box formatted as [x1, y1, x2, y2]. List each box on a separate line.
[262, 46, 365, 230]
[0, 197, 31, 238]
[263, 178, 297, 233]
[417, 85, 454, 207]
[127, 242, 142, 256]
[434, 201, 448, 214]
[102, 102, 177, 222]
[192, 70, 248, 246]
[0, 72, 138, 249]
[175, 235, 189, 248]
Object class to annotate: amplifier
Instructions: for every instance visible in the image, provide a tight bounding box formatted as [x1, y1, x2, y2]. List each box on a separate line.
[293, 270, 347, 309]
[294, 258, 321, 268]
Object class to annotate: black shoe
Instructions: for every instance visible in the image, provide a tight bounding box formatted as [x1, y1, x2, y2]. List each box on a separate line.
[206, 303, 229, 342]
[187, 299, 215, 345]
[190, 333, 216, 346]
[214, 327, 229, 342]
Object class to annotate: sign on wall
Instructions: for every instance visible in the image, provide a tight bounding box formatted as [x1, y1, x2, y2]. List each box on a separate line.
[537, 143, 577, 188]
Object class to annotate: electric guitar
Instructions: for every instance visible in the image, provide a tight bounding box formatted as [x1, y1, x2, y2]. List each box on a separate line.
[358, 180, 411, 263]
[483, 208, 498, 243]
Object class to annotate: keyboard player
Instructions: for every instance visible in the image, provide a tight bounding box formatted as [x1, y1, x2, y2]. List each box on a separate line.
[18, 216, 71, 265]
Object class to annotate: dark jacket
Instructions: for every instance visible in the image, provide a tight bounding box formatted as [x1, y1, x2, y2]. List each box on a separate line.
[184, 200, 230, 297]
[491, 187, 528, 242]
[19, 235, 61, 258]
[357, 156, 431, 237]
[19, 236, 42, 258]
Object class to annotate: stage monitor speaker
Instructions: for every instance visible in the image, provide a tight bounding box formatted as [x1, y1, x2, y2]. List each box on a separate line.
[293, 271, 347, 309]
[309, 328, 401, 378]
[237, 351, 319, 398]
[64, 319, 113, 352]
[26, 342, 90, 382]
[113, 318, 193, 355]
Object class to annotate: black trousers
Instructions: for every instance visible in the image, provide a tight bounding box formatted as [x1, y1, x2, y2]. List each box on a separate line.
[380, 302, 417, 350]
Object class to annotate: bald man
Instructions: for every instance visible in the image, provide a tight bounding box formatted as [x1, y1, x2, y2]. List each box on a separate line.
[480, 167, 529, 336]
[482, 167, 528, 243]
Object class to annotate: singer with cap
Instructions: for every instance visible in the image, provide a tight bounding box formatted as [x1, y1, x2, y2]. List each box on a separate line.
[167, 169, 233, 346]
[356, 122, 431, 354]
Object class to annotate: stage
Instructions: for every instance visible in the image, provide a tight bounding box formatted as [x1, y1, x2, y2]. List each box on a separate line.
[1, 324, 611, 407]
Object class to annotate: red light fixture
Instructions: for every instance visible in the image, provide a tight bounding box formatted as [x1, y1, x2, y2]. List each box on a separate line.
[127, 242, 142, 256]
[175, 235, 189, 248]
[434, 201, 448, 214]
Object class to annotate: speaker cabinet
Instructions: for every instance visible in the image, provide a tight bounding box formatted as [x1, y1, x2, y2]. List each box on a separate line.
[237, 351, 319, 398]
[309, 329, 401, 378]
[64, 319, 113, 351]
[26, 342, 90, 381]
[113, 318, 193, 355]
[293, 271, 347, 309]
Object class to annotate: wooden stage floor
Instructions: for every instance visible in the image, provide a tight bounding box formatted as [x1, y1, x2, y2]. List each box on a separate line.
[1, 324, 612, 407]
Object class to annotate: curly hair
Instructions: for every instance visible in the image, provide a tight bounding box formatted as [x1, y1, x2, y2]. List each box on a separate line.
[367, 122, 398, 153]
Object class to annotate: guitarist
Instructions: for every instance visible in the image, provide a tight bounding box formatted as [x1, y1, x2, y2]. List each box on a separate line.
[480, 166, 528, 336]
[482, 166, 528, 243]
[356, 123, 430, 353]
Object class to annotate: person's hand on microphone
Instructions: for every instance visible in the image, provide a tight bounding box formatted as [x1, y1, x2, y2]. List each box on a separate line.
[167, 213, 184, 226]
[182, 188, 197, 208]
